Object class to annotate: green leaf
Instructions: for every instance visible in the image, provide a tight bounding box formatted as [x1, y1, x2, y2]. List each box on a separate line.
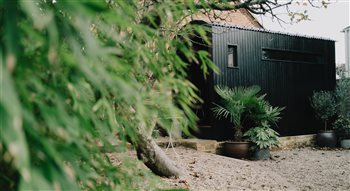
[0, 54, 30, 182]
[19, 169, 53, 191]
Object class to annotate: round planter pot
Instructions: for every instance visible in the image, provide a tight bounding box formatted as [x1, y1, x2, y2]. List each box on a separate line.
[224, 141, 250, 159]
[316, 130, 337, 148]
[340, 139, 350, 149]
[252, 148, 270, 160]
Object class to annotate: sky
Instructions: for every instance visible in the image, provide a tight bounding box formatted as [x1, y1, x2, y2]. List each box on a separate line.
[257, 0, 350, 65]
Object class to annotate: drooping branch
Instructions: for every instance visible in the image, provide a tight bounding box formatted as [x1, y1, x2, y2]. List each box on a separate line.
[135, 124, 183, 178]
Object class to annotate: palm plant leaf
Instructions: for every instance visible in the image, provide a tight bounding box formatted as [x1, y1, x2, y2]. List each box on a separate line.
[212, 102, 244, 126]
[213, 85, 284, 142]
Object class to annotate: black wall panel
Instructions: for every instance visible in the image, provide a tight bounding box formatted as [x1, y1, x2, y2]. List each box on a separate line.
[195, 23, 336, 138]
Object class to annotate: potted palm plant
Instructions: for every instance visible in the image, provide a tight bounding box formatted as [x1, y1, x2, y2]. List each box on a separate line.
[212, 85, 284, 159]
[310, 91, 337, 148]
[212, 86, 260, 158]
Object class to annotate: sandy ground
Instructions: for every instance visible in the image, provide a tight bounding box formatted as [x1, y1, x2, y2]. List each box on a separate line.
[161, 147, 350, 191]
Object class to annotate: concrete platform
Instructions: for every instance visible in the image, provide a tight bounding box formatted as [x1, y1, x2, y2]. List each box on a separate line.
[156, 134, 316, 154]
[273, 134, 316, 151]
[156, 137, 220, 153]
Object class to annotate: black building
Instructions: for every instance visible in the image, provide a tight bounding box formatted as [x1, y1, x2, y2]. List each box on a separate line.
[187, 21, 336, 140]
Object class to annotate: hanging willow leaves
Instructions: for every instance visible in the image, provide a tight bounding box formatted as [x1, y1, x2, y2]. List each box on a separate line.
[0, 0, 216, 190]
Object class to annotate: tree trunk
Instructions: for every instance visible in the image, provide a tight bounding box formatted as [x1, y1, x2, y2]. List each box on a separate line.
[135, 127, 183, 178]
[234, 125, 243, 141]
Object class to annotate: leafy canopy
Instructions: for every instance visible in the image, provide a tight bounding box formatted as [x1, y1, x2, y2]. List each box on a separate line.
[310, 90, 337, 130]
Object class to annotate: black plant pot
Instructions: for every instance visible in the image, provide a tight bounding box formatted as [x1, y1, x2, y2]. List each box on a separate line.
[224, 141, 250, 159]
[316, 130, 337, 148]
[340, 139, 350, 149]
[251, 148, 270, 160]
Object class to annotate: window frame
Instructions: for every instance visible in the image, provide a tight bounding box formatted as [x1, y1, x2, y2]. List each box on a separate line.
[261, 47, 321, 64]
[227, 44, 238, 69]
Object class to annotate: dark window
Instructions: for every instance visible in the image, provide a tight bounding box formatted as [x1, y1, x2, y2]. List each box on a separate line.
[228, 45, 238, 68]
[262, 48, 320, 64]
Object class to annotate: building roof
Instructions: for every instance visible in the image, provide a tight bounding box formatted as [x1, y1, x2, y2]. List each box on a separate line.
[209, 22, 335, 41]
[191, 9, 263, 29]
[342, 26, 350, 32]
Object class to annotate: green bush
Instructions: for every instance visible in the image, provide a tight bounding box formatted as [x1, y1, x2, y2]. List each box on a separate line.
[333, 115, 350, 138]
[244, 121, 280, 149]
[335, 78, 350, 117]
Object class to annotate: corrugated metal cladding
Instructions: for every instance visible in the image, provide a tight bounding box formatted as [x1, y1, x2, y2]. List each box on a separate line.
[205, 24, 336, 138]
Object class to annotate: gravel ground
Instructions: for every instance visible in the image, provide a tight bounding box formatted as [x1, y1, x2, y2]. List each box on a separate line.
[161, 147, 350, 191]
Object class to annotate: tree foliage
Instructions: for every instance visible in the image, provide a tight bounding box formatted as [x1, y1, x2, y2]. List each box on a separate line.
[310, 91, 337, 131]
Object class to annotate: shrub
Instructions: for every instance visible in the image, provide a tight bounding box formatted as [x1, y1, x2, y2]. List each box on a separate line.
[333, 115, 350, 138]
[335, 78, 350, 117]
[244, 121, 280, 149]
